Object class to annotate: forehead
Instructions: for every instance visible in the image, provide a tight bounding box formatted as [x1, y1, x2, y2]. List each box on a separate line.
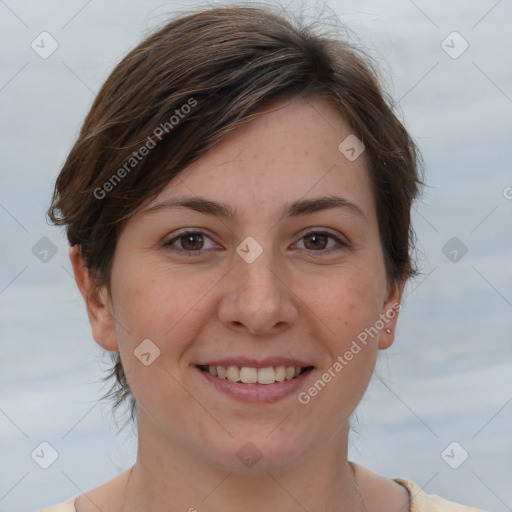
[145, 96, 375, 222]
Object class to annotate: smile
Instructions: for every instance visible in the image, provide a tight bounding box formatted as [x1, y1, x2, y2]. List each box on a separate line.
[197, 364, 313, 385]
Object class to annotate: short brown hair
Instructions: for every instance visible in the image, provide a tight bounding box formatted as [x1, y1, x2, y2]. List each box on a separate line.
[48, 4, 423, 422]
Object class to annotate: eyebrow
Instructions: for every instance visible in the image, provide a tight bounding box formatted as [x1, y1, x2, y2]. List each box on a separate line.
[144, 194, 367, 223]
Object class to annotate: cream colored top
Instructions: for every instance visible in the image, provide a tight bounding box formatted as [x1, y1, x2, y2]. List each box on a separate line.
[40, 478, 486, 511]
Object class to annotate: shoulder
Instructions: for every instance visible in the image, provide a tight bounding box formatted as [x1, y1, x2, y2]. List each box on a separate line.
[351, 462, 486, 512]
[39, 496, 76, 512]
[395, 478, 487, 512]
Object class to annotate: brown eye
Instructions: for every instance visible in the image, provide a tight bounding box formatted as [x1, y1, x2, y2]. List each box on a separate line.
[295, 230, 347, 254]
[165, 230, 218, 256]
[303, 233, 329, 250]
[180, 233, 204, 251]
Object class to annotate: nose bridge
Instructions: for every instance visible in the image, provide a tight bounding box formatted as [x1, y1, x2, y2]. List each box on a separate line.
[235, 239, 282, 308]
[218, 235, 298, 334]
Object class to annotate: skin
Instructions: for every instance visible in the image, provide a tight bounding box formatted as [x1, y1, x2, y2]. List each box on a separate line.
[71, 95, 410, 512]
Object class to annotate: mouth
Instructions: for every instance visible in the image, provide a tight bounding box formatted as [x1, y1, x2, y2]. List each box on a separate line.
[196, 364, 314, 385]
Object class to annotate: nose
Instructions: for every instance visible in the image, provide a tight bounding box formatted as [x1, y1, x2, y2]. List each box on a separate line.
[217, 244, 299, 336]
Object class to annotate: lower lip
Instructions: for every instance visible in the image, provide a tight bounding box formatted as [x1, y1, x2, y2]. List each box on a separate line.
[195, 366, 313, 403]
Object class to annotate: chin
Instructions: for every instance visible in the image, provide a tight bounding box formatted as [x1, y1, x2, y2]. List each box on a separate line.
[200, 426, 315, 474]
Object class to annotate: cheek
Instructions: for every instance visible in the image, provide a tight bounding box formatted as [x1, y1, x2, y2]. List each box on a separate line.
[108, 260, 225, 404]
[301, 266, 385, 341]
[110, 259, 216, 338]
[293, 272, 383, 428]
[109, 265, 212, 423]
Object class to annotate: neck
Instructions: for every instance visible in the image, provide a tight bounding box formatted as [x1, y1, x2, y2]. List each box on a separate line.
[119, 414, 366, 512]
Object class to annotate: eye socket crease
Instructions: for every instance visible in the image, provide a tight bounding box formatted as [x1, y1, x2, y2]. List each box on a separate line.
[143, 194, 368, 225]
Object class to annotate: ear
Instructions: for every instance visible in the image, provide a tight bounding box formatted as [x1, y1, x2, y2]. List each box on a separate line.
[69, 245, 119, 351]
[378, 279, 405, 350]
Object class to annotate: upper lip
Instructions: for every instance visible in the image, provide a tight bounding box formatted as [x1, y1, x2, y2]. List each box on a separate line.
[195, 357, 313, 368]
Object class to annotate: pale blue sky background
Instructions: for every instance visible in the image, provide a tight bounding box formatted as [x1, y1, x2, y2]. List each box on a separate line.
[0, 1, 511, 511]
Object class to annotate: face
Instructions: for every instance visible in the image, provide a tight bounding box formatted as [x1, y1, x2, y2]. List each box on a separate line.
[76, 95, 403, 472]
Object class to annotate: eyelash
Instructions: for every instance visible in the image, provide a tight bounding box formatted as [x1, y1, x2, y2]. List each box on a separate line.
[164, 228, 348, 257]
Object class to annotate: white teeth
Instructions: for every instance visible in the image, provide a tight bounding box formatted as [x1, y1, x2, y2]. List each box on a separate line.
[240, 367, 258, 383]
[257, 367, 275, 384]
[275, 365, 286, 381]
[206, 364, 305, 384]
[227, 365, 240, 382]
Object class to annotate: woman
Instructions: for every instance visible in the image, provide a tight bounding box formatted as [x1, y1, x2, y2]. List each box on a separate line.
[43, 4, 484, 511]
